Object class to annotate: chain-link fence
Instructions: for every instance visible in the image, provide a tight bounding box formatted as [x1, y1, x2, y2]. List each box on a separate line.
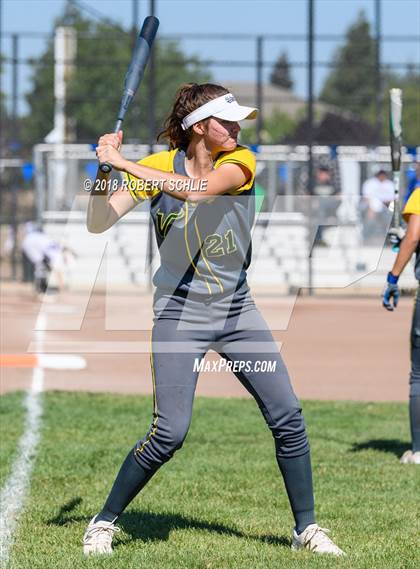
[1, 13, 419, 148]
[1, 1, 419, 285]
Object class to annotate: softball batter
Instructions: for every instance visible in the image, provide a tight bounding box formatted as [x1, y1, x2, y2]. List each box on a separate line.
[83, 83, 344, 556]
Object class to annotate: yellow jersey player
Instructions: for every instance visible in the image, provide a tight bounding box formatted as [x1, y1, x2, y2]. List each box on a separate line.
[383, 180, 420, 464]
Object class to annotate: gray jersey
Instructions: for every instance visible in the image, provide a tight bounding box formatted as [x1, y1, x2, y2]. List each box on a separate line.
[127, 145, 257, 297]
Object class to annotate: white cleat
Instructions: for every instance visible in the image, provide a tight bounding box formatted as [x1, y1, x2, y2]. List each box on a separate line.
[400, 450, 420, 464]
[292, 523, 345, 556]
[83, 516, 120, 556]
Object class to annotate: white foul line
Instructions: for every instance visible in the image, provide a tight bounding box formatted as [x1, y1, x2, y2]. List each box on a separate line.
[0, 313, 46, 567]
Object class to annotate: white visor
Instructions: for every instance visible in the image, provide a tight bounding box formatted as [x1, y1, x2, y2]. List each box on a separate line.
[181, 93, 258, 130]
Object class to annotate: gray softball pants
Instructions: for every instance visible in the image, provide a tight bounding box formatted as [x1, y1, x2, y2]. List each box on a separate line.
[133, 287, 309, 470]
[410, 286, 420, 451]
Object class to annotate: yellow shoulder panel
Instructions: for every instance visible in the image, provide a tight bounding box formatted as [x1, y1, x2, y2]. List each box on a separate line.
[403, 188, 420, 222]
[214, 146, 256, 195]
[123, 149, 177, 202]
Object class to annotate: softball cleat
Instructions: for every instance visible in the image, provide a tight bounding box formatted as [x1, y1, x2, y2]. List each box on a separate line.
[400, 450, 420, 464]
[292, 523, 345, 556]
[83, 516, 120, 555]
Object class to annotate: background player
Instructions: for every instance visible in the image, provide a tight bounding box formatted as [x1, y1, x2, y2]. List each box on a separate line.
[83, 83, 344, 556]
[383, 178, 420, 464]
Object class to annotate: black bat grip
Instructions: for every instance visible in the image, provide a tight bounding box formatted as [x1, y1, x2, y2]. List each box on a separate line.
[99, 162, 113, 174]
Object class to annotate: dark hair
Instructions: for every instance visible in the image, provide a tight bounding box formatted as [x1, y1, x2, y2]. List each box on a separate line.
[157, 83, 229, 149]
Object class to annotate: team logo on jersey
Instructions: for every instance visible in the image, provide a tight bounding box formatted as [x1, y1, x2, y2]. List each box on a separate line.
[155, 208, 185, 238]
[225, 95, 235, 103]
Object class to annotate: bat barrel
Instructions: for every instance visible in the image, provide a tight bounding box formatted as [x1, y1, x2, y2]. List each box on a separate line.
[388, 88, 403, 246]
[98, 16, 160, 174]
[140, 16, 159, 47]
[389, 88, 402, 173]
[119, 17, 160, 119]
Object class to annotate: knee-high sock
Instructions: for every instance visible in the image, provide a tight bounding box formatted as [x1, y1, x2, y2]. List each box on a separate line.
[410, 395, 420, 452]
[276, 451, 315, 535]
[95, 449, 155, 523]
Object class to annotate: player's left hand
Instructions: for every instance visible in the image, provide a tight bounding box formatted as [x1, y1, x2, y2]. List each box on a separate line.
[382, 272, 400, 311]
[97, 130, 123, 150]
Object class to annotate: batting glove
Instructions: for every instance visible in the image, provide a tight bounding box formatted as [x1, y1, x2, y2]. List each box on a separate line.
[382, 272, 400, 311]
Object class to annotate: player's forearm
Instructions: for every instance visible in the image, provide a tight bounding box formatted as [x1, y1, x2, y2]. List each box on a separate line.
[390, 235, 418, 276]
[86, 170, 113, 233]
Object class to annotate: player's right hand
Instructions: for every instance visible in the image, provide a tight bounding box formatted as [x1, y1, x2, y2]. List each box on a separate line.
[382, 272, 400, 311]
[98, 130, 123, 151]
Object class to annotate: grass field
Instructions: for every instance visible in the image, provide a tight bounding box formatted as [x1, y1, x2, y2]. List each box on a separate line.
[2, 391, 419, 569]
[0, 391, 26, 488]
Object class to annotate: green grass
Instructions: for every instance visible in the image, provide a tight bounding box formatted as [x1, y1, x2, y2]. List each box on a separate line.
[0, 391, 26, 487]
[4, 392, 420, 569]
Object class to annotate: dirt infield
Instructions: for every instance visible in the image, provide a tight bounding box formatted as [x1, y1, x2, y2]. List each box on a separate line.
[1, 283, 412, 402]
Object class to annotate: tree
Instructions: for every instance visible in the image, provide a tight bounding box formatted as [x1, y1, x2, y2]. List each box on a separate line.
[270, 52, 293, 90]
[22, 2, 88, 145]
[0, 53, 8, 154]
[0, 52, 24, 156]
[22, 2, 211, 145]
[320, 11, 376, 117]
[0, 53, 6, 119]
[67, 35, 211, 142]
[319, 11, 419, 146]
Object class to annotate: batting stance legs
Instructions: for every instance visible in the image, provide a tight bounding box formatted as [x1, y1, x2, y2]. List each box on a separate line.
[96, 293, 314, 535]
[410, 288, 420, 452]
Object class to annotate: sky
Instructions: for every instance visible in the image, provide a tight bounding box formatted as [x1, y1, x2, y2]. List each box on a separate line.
[1, 0, 419, 116]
